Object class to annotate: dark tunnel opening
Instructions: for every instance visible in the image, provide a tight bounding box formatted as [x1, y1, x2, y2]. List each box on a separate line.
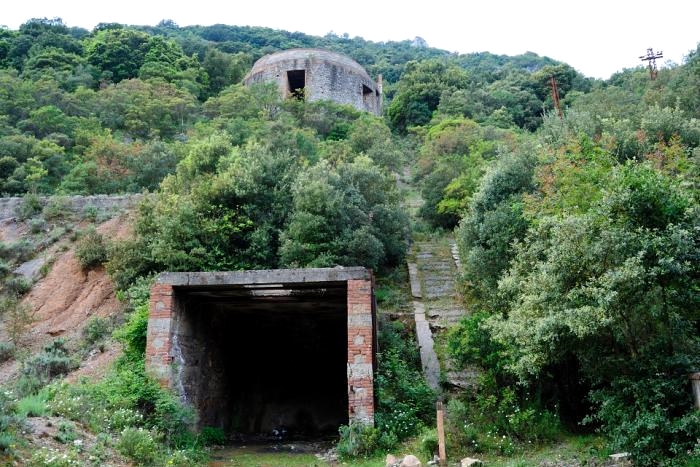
[172, 284, 349, 440]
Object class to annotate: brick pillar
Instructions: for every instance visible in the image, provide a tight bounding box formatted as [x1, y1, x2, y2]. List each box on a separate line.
[347, 279, 375, 425]
[146, 283, 175, 387]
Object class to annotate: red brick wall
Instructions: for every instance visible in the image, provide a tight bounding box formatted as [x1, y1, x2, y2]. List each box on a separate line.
[146, 284, 175, 386]
[347, 279, 375, 425]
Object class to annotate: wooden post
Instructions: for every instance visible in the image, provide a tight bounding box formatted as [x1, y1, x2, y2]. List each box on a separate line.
[436, 401, 447, 467]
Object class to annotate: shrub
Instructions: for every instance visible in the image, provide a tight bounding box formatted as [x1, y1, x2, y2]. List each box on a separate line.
[75, 228, 107, 269]
[0, 239, 35, 263]
[29, 447, 81, 467]
[18, 339, 77, 395]
[337, 422, 381, 458]
[0, 432, 14, 453]
[419, 428, 439, 460]
[0, 342, 16, 363]
[15, 392, 48, 417]
[42, 197, 71, 220]
[16, 193, 42, 220]
[0, 260, 11, 277]
[29, 217, 46, 234]
[3, 295, 34, 345]
[54, 421, 77, 444]
[3, 275, 33, 295]
[81, 316, 111, 347]
[199, 426, 226, 446]
[374, 318, 435, 445]
[116, 427, 160, 465]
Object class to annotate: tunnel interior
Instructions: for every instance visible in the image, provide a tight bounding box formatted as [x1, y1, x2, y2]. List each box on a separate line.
[171, 282, 348, 439]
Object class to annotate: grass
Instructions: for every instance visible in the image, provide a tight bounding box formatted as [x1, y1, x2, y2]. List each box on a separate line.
[14, 392, 48, 418]
[210, 446, 385, 467]
[453, 434, 609, 467]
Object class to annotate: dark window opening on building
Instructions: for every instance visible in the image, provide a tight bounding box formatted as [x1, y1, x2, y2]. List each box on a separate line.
[288, 70, 306, 100]
[362, 84, 373, 95]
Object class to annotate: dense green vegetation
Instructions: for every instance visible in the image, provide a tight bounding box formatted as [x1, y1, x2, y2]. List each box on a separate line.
[0, 15, 698, 467]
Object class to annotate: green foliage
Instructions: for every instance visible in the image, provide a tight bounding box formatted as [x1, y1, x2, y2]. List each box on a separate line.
[337, 423, 383, 459]
[116, 427, 160, 465]
[17, 339, 77, 396]
[2, 294, 34, 346]
[81, 316, 111, 347]
[199, 426, 226, 446]
[74, 227, 107, 269]
[15, 193, 42, 219]
[0, 342, 16, 363]
[54, 420, 77, 444]
[375, 319, 435, 443]
[14, 392, 48, 417]
[113, 303, 149, 359]
[3, 275, 33, 295]
[455, 149, 535, 302]
[29, 447, 82, 467]
[588, 374, 700, 467]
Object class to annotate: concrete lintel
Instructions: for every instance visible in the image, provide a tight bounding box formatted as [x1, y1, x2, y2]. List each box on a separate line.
[156, 267, 372, 287]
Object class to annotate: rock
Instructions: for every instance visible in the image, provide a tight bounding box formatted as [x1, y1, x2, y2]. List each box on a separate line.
[461, 458, 483, 467]
[400, 454, 422, 467]
[386, 454, 399, 467]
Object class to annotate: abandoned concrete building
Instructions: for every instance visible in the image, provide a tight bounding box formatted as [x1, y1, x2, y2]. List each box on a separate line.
[146, 267, 376, 438]
[244, 48, 382, 115]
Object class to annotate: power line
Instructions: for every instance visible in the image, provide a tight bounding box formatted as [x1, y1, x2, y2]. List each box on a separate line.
[639, 47, 663, 80]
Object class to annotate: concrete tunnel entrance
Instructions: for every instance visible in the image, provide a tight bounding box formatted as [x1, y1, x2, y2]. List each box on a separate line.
[146, 268, 376, 439]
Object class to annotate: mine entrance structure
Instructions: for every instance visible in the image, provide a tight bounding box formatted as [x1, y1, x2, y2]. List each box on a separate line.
[244, 48, 382, 114]
[146, 267, 376, 438]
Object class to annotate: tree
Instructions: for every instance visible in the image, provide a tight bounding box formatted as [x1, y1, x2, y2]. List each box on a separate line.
[486, 163, 700, 466]
[86, 28, 151, 82]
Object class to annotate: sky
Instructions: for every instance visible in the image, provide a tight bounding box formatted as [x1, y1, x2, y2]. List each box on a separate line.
[3, 0, 698, 79]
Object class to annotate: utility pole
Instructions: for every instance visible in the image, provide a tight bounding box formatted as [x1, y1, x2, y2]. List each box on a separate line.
[639, 48, 663, 80]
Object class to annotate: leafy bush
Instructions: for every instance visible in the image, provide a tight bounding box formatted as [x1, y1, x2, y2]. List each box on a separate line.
[75, 227, 107, 269]
[199, 426, 226, 446]
[30, 447, 81, 467]
[54, 420, 77, 444]
[14, 392, 48, 417]
[42, 196, 71, 220]
[18, 339, 77, 395]
[375, 318, 435, 444]
[81, 316, 111, 347]
[15, 193, 42, 220]
[29, 217, 46, 234]
[3, 275, 33, 295]
[337, 422, 381, 458]
[116, 427, 160, 465]
[0, 240, 35, 263]
[0, 342, 15, 363]
[2, 295, 34, 345]
[0, 432, 14, 453]
[587, 373, 700, 467]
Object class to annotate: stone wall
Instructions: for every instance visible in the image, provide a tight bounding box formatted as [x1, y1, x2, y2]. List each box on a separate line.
[0, 194, 142, 220]
[244, 49, 382, 115]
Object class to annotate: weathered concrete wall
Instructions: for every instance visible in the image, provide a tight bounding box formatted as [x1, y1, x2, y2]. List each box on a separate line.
[0, 194, 142, 220]
[146, 267, 377, 432]
[244, 49, 382, 115]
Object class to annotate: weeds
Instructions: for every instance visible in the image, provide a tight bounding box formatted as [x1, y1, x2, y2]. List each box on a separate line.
[74, 228, 107, 269]
[14, 392, 48, 417]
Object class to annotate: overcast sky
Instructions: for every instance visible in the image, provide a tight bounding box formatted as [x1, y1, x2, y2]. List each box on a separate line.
[3, 0, 698, 79]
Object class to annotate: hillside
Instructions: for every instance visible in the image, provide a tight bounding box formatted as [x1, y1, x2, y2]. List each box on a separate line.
[0, 15, 698, 467]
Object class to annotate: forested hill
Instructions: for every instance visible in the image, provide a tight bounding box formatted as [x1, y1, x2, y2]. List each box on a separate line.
[0, 16, 699, 467]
